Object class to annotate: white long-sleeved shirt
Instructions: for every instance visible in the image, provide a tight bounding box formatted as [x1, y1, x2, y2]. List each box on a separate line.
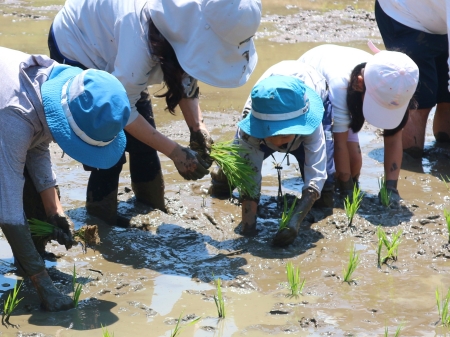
[238, 60, 328, 198]
[52, 0, 164, 125]
[298, 44, 371, 133]
[377, 0, 450, 91]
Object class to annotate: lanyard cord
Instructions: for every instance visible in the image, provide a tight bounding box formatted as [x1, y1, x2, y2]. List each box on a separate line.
[263, 136, 298, 209]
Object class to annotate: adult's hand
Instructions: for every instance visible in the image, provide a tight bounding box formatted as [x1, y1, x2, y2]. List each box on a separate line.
[169, 144, 209, 180]
[47, 213, 75, 250]
[189, 128, 214, 168]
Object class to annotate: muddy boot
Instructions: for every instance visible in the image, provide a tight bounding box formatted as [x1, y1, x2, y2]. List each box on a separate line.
[208, 166, 232, 198]
[313, 183, 334, 208]
[273, 188, 318, 247]
[1, 224, 73, 311]
[30, 270, 74, 312]
[86, 190, 129, 228]
[131, 170, 166, 212]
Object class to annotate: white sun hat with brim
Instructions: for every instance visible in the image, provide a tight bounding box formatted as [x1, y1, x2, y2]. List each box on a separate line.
[363, 47, 419, 130]
[41, 66, 130, 169]
[149, 0, 261, 88]
[237, 75, 324, 139]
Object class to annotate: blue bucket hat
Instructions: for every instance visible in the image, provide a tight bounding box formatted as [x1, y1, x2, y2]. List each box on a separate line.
[237, 75, 324, 139]
[41, 66, 130, 169]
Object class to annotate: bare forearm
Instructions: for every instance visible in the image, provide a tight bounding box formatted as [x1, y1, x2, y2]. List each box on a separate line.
[125, 115, 177, 157]
[384, 131, 402, 181]
[40, 187, 63, 216]
[179, 98, 206, 132]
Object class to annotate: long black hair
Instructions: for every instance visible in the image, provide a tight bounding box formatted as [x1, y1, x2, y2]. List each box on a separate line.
[148, 20, 185, 114]
[346, 62, 418, 137]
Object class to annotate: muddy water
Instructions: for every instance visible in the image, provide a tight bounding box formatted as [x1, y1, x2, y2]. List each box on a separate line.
[1, 0, 450, 336]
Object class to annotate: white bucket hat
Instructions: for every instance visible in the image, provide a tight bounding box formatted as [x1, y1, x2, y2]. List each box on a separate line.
[363, 41, 419, 130]
[149, 0, 262, 88]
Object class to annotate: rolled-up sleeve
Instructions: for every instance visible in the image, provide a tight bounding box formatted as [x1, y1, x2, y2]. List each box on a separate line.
[302, 125, 327, 195]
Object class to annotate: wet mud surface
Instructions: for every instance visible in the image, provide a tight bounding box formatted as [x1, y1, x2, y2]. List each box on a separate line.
[1, 0, 450, 336]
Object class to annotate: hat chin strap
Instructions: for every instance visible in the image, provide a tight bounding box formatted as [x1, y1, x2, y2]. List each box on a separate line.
[61, 78, 115, 147]
[251, 100, 309, 121]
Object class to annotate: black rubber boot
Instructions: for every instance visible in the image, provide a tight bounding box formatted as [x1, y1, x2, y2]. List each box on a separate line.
[208, 166, 233, 198]
[131, 170, 166, 212]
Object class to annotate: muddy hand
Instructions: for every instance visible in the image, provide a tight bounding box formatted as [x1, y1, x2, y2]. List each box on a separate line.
[189, 128, 214, 168]
[169, 144, 209, 180]
[273, 188, 318, 247]
[47, 213, 75, 250]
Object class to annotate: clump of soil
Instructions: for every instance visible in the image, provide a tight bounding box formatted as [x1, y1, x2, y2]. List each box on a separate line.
[74, 225, 100, 248]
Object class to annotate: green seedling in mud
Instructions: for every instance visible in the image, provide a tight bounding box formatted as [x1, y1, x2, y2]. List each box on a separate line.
[28, 218, 55, 237]
[285, 262, 305, 297]
[170, 312, 201, 337]
[342, 244, 360, 284]
[101, 324, 114, 337]
[376, 226, 402, 266]
[210, 141, 258, 199]
[444, 210, 450, 244]
[441, 174, 450, 191]
[278, 196, 298, 231]
[384, 323, 403, 337]
[213, 277, 226, 318]
[72, 265, 83, 307]
[344, 185, 364, 226]
[436, 287, 450, 326]
[378, 176, 392, 207]
[2, 280, 23, 327]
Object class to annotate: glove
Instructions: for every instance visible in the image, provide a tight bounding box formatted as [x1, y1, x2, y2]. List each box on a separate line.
[169, 144, 210, 180]
[46, 213, 75, 250]
[189, 129, 214, 168]
[272, 188, 319, 247]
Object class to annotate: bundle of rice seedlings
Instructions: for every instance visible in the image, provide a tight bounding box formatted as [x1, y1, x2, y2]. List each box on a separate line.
[285, 261, 305, 297]
[278, 196, 298, 231]
[28, 218, 55, 237]
[344, 185, 364, 227]
[210, 141, 258, 199]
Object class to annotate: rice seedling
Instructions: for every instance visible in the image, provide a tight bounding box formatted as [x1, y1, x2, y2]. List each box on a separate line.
[285, 261, 305, 297]
[436, 287, 450, 326]
[101, 324, 114, 337]
[28, 218, 55, 237]
[377, 226, 402, 265]
[209, 141, 258, 199]
[444, 209, 450, 244]
[72, 265, 83, 308]
[2, 280, 23, 327]
[342, 244, 360, 284]
[278, 196, 298, 231]
[441, 174, 450, 190]
[376, 231, 384, 268]
[344, 185, 364, 226]
[378, 176, 391, 207]
[170, 312, 201, 337]
[384, 322, 403, 337]
[213, 277, 225, 318]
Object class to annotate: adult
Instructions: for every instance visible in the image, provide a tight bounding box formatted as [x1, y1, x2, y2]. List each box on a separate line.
[299, 44, 419, 205]
[0, 47, 130, 311]
[214, 70, 329, 246]
[48, 0, 262, 226]
[375, 0, 450, 158]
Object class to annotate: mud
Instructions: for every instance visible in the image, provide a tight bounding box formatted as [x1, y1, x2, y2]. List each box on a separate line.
[1, 0, 450, 336]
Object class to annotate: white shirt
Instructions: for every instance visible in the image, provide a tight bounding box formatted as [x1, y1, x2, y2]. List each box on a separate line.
[52, 0, 164, 125]
[377, 0, 450, 91]
[298, 44, 371, 133]
[239, 61, 328, 197]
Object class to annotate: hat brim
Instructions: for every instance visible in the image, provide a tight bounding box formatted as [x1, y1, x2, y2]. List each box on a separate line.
[237, 85, 324, 139]
[41, 66, 126, 169]
[150, 2, 258, 88]
[363, 92, 407, 130]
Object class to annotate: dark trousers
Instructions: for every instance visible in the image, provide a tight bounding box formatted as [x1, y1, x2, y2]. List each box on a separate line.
[260, 97, 335, 188]
[48, 25, 162, 202]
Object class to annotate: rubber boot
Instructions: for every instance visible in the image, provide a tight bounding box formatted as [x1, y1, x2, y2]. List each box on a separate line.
[1, 224, 73, 312]
[272, 188, 318, 247]
[313, 182, 335, 208]
[86, 189, 130, 228]
[208, 166, 232, 198]
[131, 170, 166, 212]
